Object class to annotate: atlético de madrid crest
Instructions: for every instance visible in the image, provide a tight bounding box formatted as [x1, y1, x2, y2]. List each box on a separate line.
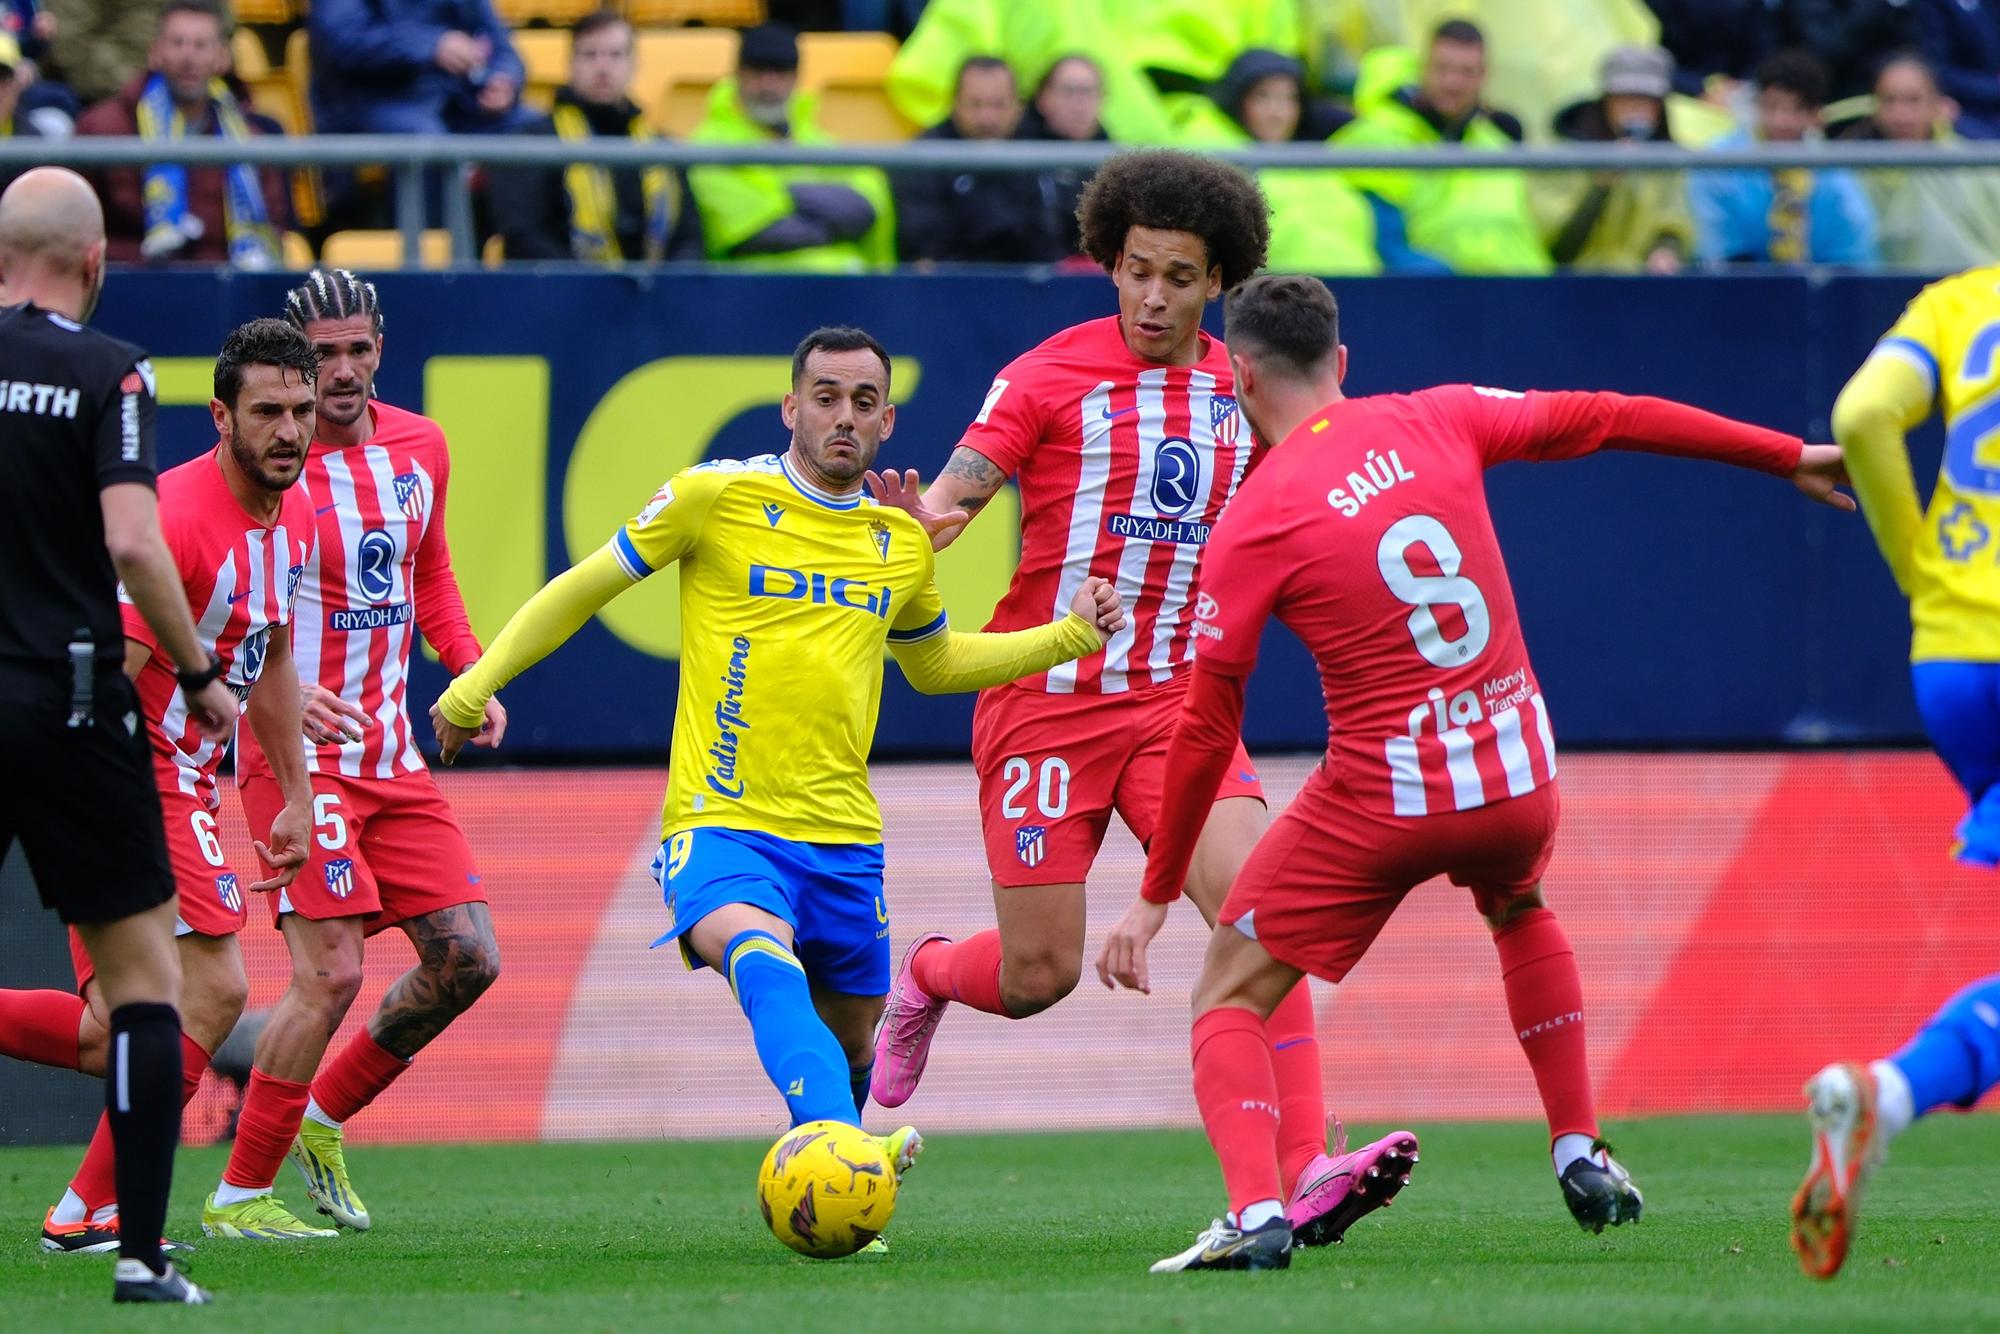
[393, 471, 426, 522]
[1015, 824, 1046, 868]
[1211, 395, 1240, 447]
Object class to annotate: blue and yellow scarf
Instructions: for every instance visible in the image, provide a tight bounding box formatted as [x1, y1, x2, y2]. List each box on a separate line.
[135, 73, 279, 269]
[553, 98, 675, 263]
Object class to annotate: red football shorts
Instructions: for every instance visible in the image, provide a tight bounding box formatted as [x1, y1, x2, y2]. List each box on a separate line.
[240, 769, 484, 937]
[972, 676, 1265, 888]
[71, 788, 247, 993]
[1222, 771, 1561, 983]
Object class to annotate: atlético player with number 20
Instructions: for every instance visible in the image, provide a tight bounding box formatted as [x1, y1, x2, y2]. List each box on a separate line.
[870, 152, 1420, 1252]
[1126, 275, 1855, 1273]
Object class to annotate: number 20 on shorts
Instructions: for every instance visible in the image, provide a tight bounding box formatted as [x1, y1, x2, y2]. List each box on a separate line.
[1001, 756, 1071, 820]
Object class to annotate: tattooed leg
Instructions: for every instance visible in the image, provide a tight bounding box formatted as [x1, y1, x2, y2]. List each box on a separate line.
[367, 902, 502, 1060]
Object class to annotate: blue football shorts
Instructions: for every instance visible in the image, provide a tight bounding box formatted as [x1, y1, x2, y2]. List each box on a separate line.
[1912, 661, 2000, 867]
[648, 826, 891, 996]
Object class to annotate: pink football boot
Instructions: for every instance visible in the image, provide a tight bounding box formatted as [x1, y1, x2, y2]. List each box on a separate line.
[1286, 1119, 1421, 1246]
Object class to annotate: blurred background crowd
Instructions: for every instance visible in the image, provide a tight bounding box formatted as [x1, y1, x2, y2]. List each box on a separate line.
[2, 0, 1995, 273]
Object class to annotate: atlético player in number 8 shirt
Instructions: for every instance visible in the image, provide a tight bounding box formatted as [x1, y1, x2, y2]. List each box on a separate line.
[1132, 274, 1854, 1273]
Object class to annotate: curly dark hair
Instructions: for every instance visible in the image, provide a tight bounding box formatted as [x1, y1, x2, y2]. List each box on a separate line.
[214, 318, 318, 408]
[1077, 149, 1270, 290]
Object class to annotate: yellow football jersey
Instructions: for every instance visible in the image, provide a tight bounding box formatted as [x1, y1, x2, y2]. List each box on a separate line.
[610, 454, 944, 844]
[1861, 265, 2000, 662]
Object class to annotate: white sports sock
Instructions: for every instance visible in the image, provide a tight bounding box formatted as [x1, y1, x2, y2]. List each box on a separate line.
[1552, 1132, 1598, 1176]
[90, 1203, 118, 1225]
[1236, 1199, 1286, 1231]
[212, 1181, 270, 1207]
[49, 1187, 88, 1227]
[302, 1097, 342, 1131]
[1871, 1060, 1915, 1140]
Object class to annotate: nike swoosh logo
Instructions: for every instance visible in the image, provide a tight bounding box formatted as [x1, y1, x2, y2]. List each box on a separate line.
[1100, 405, 1140, 422]
[227, 589, 252, 604]
[316, 503, 339, 515]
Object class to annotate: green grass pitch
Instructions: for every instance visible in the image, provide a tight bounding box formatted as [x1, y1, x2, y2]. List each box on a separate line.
[3, 1115, 1996, 1331]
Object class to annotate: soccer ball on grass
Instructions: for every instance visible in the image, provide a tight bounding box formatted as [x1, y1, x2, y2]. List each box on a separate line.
[757, 1119, 897, 1258]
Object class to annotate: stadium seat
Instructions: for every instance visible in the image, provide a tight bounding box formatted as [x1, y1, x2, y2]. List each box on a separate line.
[516, 27, 569, 109]
[815, 82, 916, 142]
[633, 28, 738, 132]
[229, 0, 298, 23]
[282, 27, 314, 132]
[281, 231, 316, 269]
[796, 32, 897, 92]
[321, 229, 456, 270]
[233, 28, 301, 132]
[494, 0, 602, 23]
[483, 234, 506, 267]
[622, 0, 766, 25]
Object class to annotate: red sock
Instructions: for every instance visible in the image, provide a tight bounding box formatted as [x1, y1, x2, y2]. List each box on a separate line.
[311, 1029, 411, 1123]
[1266, 981, 1324, 1198]
[910, 930, 1011, 1017]
[0, 989, 84, 1070]
[1191, 1006, 1283, 1215]
[69, 1035, 211, 1215]
[1494, 908, 1598, 1143]
[222, 1069, 312, 1192]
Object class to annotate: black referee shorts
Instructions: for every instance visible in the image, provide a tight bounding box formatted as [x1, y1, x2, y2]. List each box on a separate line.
[0, 662, 175, 926]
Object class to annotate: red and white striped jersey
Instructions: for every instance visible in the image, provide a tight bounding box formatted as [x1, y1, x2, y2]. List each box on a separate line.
[1189, 385, 1802, 817]
[120, 450, 314, 809]
[962, 317, 1255, 695]
[237, 400, 482, 783]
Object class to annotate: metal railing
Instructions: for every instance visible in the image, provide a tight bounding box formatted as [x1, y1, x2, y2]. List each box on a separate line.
[5, 135, 1994, 263]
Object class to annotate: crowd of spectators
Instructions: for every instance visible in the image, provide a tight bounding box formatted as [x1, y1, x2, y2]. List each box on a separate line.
[5, 0, 1999, 273]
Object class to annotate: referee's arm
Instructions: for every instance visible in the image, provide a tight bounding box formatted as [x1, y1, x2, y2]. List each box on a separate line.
[101, 483, 237, 741]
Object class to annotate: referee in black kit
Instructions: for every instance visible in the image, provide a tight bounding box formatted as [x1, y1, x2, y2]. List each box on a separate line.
[0, 168, 236, 1305]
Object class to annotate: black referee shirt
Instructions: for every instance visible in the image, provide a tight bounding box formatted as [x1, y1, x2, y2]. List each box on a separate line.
[0, 302, 158, 669]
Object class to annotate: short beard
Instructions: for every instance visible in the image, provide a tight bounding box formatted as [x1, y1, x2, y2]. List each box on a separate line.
[226, 424, 292, 493]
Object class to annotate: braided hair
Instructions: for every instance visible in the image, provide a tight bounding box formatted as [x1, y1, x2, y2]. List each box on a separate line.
[283, 268, 383, 336]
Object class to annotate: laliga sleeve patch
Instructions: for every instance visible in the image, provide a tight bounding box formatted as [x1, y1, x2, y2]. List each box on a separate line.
[634, 481, 676, 527]
[974, 378, 1010, 425]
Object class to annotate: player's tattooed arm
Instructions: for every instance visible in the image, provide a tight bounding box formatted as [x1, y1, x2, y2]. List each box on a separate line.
[935, 446, 1006, 515]
[866, 445, 1006, 552]
[369, 902, 501, 1058]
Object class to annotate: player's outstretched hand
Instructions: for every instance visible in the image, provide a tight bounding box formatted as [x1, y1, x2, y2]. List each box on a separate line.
[250, 797, 311, 892]
[1096, 896, 1169, 994]
[1070, 576, 1126, 644]
[302, 682, 367, 746]
[865, 468, 971, 551]
[429, 700, 480, 766]
[185, 678, 239, 743]
[471, 695, 508, 751]
[1791, 444, 1856, 511]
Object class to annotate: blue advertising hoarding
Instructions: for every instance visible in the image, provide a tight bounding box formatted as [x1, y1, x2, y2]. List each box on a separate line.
[96, 269, 1935, 755]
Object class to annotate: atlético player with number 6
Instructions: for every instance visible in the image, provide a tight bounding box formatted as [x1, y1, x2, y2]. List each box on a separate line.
[0, 320, 318, 1257]
[1125, 274, 1855, 1273]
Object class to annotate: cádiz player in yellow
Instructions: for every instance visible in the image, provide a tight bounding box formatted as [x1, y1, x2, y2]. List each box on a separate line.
[429, 327, 1123, 1195]
[1792, 266, 2000, 1278]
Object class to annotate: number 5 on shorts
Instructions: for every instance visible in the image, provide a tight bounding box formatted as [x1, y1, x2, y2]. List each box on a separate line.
[1000, 756, 1070, 819]
[313, 792, 348, 851]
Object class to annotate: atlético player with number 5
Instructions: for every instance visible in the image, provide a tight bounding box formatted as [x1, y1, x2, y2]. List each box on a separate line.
[1126, 274, 1855, 1273]
[205, 270, 506, 1242]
